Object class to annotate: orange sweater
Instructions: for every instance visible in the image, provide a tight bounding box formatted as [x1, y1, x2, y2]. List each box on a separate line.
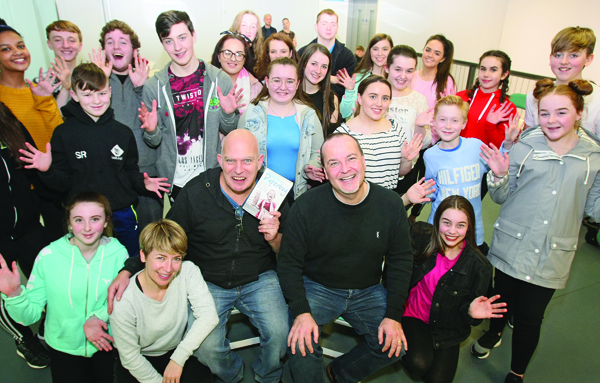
[0, 84, 63, 152]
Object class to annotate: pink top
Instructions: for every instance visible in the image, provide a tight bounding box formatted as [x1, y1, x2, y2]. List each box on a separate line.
[403, 245, 464, 324]
[410, 70, 456, 108]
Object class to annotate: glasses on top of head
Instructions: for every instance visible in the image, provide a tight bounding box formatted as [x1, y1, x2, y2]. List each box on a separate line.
[220, 49, 246, 62]
[234, 206, 244, 239]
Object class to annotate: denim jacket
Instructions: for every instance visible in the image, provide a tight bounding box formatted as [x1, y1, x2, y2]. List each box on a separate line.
[409, 222, 492, 349]
[238, 100, 324, 199]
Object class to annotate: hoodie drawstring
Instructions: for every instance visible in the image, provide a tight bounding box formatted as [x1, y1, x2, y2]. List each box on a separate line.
[517, 148, 534, 178]
[585, 157, 591, 185]
[471, 88, 496, 123]
[68, 246, 75, 309]
[95, 247, 105, 302]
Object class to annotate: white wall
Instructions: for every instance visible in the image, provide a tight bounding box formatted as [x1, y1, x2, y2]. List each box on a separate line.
[499, 0, 600, 81]
[0, 0, 58, 79]
[375, 0, 509, 64]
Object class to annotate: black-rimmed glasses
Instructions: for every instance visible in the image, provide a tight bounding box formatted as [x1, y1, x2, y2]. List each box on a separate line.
[220, 49, 246, 62]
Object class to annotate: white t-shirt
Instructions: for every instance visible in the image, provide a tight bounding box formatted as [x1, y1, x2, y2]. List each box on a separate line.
[387, 91, 432, 146]
[524, 81, 600, 134]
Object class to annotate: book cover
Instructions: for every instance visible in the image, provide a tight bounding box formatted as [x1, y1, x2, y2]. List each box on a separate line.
[243, 168, 293, 220]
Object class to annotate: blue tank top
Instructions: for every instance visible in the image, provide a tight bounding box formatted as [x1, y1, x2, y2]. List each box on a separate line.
[266, 114, 301, 181]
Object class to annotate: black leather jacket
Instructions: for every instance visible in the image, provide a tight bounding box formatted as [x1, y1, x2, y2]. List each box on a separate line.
[409, 222, 492, 349]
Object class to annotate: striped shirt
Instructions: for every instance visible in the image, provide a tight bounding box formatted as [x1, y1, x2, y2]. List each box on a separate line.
[336, 120, 408, 189]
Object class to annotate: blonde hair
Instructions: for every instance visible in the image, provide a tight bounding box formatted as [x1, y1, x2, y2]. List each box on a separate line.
[551, 26, 596, 56]
[434, 95, 469, 121]
[230, 10, 263, 60]
[139, 219, 187, 257]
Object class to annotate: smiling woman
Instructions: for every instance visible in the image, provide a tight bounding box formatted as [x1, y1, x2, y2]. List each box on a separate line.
[211, 33, 261, 114]
[238, 57, 324, 201]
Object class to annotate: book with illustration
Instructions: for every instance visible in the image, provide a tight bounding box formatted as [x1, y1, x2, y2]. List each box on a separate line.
[243, 168, 293, 220]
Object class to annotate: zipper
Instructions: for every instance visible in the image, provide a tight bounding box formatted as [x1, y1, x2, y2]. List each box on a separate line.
[121, 82, 125, 102]
[84, 262, 90, 357]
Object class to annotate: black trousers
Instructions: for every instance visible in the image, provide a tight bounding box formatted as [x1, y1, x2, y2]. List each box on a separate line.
[488, 269, 556, 374]
[47, 346, 115, 383]
[402, 316, 460, 383]
[115, 348, 213, 383]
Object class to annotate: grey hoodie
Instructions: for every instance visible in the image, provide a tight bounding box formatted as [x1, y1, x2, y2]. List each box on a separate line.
[142, 60, 238, 191]
[488, 126, 600, 289]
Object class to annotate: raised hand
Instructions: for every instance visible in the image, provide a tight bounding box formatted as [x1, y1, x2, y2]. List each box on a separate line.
[83, 316, 114, 351]
[143, 173, 170, 198]
[503, 114, 523, 150]
[138, 100, 158, 133]
[468, 294, 507, 319]
[402, 134, 424, 162]
[480, 143, 509, 178]
[486, 102, 513, 125]
[26, 67, 61, 97]
[217, 84, 245, 114]
[415, 107, 434, 128]
[88, 47, 113, 78]
[128, 49, 150, 88]
[336, 68, 357, 91]
[304, 165, 325, 182]
[19, 142, 52, 172]
[0, 254, 22, 298]
[50, 56, 72, 90]
[404, 177, 436, 205]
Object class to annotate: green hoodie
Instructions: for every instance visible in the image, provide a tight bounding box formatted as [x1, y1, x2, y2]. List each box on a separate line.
[3, 235, 127, 357]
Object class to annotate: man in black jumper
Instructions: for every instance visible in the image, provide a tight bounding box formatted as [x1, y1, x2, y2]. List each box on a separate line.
[277, 133, 413, 383]
[297, 9, 356, 100]
[109, 129, 289, 383]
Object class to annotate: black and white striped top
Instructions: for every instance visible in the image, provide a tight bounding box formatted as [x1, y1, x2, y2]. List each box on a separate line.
[335, 120, 408, 189]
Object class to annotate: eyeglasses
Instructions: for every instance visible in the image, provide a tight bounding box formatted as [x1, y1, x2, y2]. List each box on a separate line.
[269, 78, 298, 89]
[234, 206, 244, 239]
[220, 49, 246, 62]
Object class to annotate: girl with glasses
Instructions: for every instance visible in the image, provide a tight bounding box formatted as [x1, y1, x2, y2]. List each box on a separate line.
[239, 57, 324, 202]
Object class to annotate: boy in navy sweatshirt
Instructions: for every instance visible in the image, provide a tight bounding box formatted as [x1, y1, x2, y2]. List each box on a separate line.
[19, 63, 170, 257]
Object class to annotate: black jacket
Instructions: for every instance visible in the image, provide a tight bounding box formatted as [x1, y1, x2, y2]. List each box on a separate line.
[1, 125, 45, 240]
[40, 100, 146, 211]
[299, 38, 357, 100]
[123, 167, 288, 289]
[409, 222, 492, 349]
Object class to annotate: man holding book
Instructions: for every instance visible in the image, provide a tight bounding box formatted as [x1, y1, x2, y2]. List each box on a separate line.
[109, 129, 290, 382]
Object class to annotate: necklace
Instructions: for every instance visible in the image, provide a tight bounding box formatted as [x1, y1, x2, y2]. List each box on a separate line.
[268, 101, 295, 119]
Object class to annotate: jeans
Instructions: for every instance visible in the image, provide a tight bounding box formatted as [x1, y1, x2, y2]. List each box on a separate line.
[191, 270, 288, 383]
[112, 206, 140, 257]
[288, 277, 405, 383]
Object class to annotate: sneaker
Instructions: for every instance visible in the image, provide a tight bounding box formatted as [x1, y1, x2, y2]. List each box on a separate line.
[16, 337, 50, 369]
[505, 372, 524, 383]
[507, 316, 514, 329]
[471, 331, 502, 359]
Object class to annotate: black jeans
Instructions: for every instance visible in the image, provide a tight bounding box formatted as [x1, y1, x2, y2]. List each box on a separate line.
[115, 348, 213, 383]
[488, 269, 555, 375]
[402, 316, 460, 383]
[47, 346, 114, 383]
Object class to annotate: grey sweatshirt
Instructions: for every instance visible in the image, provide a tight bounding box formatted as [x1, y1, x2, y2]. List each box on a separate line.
[110, 261, 218, 383]
[142, 60, 239, 191]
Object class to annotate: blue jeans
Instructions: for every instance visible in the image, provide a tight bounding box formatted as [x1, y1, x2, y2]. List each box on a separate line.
[112, 206, 140, 257]
[190, 270, 288, 383]
[288, 277, 405, 383]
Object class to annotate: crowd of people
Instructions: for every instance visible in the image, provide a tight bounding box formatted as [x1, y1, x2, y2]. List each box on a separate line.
[0, 6, 598, 383]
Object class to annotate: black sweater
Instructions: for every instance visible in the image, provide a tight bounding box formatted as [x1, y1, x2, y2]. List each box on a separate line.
[123, 167, 288, 289]
[299, 38, 356, 100]
[277, 182, 413, 323]
[40, 100, 146, 211]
